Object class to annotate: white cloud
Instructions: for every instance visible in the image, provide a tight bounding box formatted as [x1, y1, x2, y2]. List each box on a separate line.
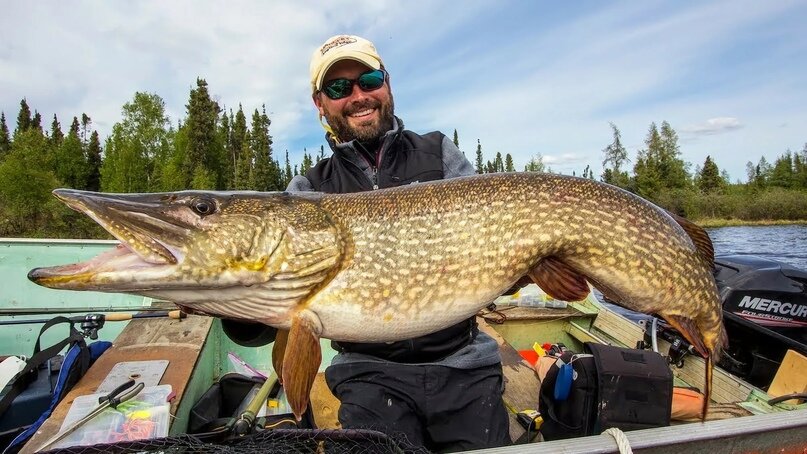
[681, 117, 743, 136]
[1, 0, 805, 182]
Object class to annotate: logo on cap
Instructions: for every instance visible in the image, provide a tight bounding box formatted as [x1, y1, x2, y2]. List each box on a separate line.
[320, 36, 358, 56]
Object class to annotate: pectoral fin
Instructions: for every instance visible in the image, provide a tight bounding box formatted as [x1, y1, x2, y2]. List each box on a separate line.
[272, 329, 289, 382]
[528, 257, 590, 301]
[283, 310, 322, 421]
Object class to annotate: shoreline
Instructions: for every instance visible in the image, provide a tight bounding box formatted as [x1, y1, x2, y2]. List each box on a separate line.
[696, 219, 807, 228]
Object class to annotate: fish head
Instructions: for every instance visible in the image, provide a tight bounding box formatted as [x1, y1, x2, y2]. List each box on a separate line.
[28, 189, 342, 306]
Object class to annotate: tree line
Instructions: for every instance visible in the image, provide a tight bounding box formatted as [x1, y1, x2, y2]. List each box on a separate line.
[1, 78, 806, 238]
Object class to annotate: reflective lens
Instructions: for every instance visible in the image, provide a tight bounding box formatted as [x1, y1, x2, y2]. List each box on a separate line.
[322, 69, 386, 100]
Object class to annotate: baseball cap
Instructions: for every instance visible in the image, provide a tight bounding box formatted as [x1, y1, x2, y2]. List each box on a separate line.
[310, 35, 383, 93]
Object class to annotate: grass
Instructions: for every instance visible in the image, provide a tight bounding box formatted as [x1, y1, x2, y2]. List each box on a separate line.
[694, 218, 807, 228]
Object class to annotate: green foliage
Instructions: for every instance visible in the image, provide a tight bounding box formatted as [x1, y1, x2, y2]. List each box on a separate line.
[524, 153, 549, 172]
[505, 153, 515, 172]
[54, 117, 90, 189]
[475, 139, 484, 174]
[696, 155, 725, 194]
[0, 113, 11, 158]
[0, 130, 62, 236]
[49, 114, 64, 148]
[86, 131, 102, 192]
[453, 129, 459, 149]
[184, 78, 223, 189]
[101, 92, 171, 192]
[14, 99, 32, 138]
[601, 122, 630, 188]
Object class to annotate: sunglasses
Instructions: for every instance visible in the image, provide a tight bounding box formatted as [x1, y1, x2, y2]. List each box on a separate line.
[321, 69, 387, 100]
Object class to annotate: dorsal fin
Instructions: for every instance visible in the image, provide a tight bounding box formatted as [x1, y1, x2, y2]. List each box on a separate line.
[666, 211, 714, 268]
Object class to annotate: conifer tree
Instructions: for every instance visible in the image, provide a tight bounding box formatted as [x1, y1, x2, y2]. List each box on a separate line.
[697, 155, 723, 193]
[317, 144, 326, 162]
[251, 107, 275, 191]
[55, 116, 90, 189]
[230, 106, 248, 189]
[301, 148, 314, 175]
[769, 151, 794, 188]
[0, 113, 11, 158]
[453, 129, 460, 152]
[49, 114, 64, 148]
[80, 114, 92, 145]
[475, 139, 484, 174]
[31, 111, 42, 133]
[15, 99, 32, 138]
[284, 150, 293, 186]
[493, 152, 504, 173]
[86, 130, 102, 191]
[218, 110, 233, 188]
[185, 78, 222, 189]
[505, 153, 514, 172]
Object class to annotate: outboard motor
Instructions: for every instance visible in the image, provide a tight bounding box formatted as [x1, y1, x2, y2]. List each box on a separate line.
[713, 255, 807, 388]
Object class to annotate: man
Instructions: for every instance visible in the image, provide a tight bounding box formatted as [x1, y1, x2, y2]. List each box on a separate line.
[286, 35, 511, 452]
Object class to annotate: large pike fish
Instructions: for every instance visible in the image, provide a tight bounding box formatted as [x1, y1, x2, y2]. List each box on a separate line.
[29, 173, 725, 420]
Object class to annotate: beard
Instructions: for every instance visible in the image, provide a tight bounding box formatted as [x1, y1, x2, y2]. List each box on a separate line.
[323, 92, 395, 143]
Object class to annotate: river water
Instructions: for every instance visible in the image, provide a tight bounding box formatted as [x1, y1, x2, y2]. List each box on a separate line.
[708, 225, 807, 270]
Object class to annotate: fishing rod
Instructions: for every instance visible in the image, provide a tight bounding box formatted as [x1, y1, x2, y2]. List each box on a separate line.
[0, 303, 178, 316]
[0, 311, 186, 339]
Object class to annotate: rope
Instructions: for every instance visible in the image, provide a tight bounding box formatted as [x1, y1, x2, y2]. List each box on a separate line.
[602, 427, 633, 454]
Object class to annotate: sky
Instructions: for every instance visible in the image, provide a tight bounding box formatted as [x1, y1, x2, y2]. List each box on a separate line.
[1, 1, 805, 182]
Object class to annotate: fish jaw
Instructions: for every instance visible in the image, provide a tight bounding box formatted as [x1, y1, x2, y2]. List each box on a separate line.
[28, 189, 344, 312]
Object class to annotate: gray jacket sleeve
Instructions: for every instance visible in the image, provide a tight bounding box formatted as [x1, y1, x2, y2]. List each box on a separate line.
[286, 174, 314, 192]
[441, 135, 476, 178]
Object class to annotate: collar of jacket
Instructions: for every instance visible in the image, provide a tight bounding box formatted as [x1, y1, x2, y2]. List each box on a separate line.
[325, 116, 405, 170]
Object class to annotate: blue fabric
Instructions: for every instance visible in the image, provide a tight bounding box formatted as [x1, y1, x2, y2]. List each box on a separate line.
[4, 341, 111, 453]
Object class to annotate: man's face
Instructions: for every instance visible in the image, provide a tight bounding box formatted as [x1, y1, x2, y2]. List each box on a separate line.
[314, 59, 395, 143]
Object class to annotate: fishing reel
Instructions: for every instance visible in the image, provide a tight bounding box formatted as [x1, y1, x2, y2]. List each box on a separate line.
[80, 314, 106, 340]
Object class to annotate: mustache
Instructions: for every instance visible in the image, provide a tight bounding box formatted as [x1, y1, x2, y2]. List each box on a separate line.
[344, 100, 381, 116]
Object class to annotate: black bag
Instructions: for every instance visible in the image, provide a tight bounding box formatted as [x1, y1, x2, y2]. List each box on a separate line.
[188, 373, 315, 437]
[0, 317, 110, 453]
[539, 343, 672, 441]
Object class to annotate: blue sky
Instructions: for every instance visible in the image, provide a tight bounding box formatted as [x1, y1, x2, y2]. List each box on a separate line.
[1, 1, 805, 182]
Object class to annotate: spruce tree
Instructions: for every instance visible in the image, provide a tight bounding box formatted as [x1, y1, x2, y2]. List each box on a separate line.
[301, 149, 314, 175]
[317, 144, 326, 162]
[15, 99, 32, 138]
[505, 153, 514, 172]
[494, 152, 504, 173]
[453, 129, 460, 151]
[697, 155, 723, 193]
[251, 107, 275, 191]
[185, 78, 222, 189]
[0, 113, 10, 158]
[230, 106, 248, 189]
[55, 116, 90, 189]
[284, 150, 293, 186]
[86, 130, 102, 191]
[49, 114, 64, 148]
[31, 111, 42, 133]
[475, 139, 484, 174]
[218, 110, 233, 188]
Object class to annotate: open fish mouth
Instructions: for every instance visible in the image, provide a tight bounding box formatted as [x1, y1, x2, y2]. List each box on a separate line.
[28, 189, 191, 288]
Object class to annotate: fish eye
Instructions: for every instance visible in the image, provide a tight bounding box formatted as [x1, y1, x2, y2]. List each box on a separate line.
[191, 198, 216, 216]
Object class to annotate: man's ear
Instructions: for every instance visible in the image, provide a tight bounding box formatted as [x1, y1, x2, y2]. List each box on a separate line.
[312, 93, 325, 116]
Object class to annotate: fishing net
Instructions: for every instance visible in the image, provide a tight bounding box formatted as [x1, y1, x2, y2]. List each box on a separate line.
[41, 428, 431, 454]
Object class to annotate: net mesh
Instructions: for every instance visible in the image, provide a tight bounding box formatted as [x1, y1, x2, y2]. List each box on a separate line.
[42, 429, 432, 454]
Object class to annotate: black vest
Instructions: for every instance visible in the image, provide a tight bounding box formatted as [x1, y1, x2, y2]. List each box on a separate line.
[305, 129, 478, 363]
